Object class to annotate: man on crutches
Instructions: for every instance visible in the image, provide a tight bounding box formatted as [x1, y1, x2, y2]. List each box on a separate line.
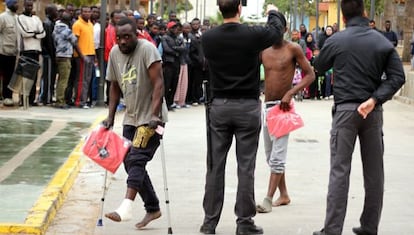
[102, 17, 169, 229]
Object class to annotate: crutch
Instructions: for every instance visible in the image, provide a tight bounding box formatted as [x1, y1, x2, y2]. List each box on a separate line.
[97, 170, 108, 226]
[158, 129, 173, 234]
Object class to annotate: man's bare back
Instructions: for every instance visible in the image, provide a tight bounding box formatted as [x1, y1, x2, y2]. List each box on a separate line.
[261, 40, 314, 104]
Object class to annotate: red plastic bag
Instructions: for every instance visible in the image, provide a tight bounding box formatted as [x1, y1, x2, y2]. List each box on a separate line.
[82, 125, 131, 173]
[266, 102, 304, 138]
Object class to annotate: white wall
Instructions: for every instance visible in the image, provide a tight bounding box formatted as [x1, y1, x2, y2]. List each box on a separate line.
[179, 0, 265, 23]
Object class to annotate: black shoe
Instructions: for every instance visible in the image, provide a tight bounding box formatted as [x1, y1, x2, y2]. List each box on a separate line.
[236, 224, 263, 235]
[352, 227, 376, 235]
[199, 223, 215, 234]
[313, 229, 335, 235]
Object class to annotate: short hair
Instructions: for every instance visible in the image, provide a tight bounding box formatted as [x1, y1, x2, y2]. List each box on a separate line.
[45, 4, 57, 15]
[159, 23, 167, 30]
[80, 6, 90, 12]
[218, 0, 240, 19]
[369, 19, 375, 24]
[385, 20, 391, 24]
[116, 17, 137, 33]
[110, 9, 124, 18]
[341, 0, 364, 21]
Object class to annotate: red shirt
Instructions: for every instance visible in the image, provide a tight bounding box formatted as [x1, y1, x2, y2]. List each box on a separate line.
[137, 29, 156, 47]
[104, 24, 116, 62]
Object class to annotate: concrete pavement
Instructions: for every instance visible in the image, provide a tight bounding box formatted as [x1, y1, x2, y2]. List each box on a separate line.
[45, 98, 414, 235]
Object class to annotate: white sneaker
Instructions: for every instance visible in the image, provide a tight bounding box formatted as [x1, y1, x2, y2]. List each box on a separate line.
[3, 98, 14, 106]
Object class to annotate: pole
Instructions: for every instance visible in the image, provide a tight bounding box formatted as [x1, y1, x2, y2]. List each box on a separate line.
[316, 0, 319, 42]
[150, 0, 154, 14]
[337, 0, 341, 30]
[130, 0, 135, 10]
[196, 0, 199, 18]
[185, 0, 188, 22]
[203, 0, 206, 21]
[161, 0, 164, 18]
[294, 0, 298, 30]
[97, 0, 106, 107]
[370, 0, 376, 20]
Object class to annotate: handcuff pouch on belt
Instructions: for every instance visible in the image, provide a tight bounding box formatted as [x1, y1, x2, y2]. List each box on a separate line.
[132, 126, 155, 148]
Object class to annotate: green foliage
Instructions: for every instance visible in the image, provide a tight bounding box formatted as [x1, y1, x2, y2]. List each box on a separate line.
[263, 0, 384, 18]
[155, 0, 193, 19]
[54, 0, 100, 7]
[208, 11, 223, 25]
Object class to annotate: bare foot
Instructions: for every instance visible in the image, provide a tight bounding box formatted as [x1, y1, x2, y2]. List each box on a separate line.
[105, 211, 121, 222]
[272, 197, 291, 207]
[135, 211, 162, 229]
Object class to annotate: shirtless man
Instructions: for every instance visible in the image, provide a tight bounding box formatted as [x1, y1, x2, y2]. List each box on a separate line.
[256, 17, 314, 213]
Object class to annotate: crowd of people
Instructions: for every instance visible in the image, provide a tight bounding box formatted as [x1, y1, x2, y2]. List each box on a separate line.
[0, 0, 212, 110]
[0, 0, 408, 235]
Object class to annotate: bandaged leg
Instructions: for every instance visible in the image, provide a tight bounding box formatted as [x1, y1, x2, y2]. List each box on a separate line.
[256, 196, 272, 213]
[105, 199, 133, 222]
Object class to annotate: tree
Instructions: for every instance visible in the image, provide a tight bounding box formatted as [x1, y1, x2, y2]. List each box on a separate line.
[155, 0, 193, 19]
[402, 0, 413, 62]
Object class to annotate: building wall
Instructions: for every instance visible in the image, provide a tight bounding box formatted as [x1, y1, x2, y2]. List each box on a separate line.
[1, 0, 5, 13]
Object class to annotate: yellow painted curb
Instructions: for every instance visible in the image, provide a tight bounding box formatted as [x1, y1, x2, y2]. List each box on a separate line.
[0, 115, 106, 234]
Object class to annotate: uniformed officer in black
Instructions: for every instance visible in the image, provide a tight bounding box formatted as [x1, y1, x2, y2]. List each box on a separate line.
[312, 0, 405, 234]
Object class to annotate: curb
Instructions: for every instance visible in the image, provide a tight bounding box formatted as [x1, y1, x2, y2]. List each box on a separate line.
[0, 116, 105, 235]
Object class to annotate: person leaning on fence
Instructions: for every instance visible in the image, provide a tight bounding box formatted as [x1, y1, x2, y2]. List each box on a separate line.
[102, 17, 168, 230]
[199, 1, 286, 234]
[312, 0, 405, 234]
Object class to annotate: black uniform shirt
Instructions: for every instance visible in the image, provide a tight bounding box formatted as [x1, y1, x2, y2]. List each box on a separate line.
[314, 16, 405, 105]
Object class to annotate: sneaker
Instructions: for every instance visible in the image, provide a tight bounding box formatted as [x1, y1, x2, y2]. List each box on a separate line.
[116, 103, 126, 112]
[82, 104, 90, 109]
[175, 105, 182, 109]
[3, 98, 14, 106]
[183, 104, 191, 108]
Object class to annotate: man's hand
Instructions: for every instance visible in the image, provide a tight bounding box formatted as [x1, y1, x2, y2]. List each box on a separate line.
[280, 92, 294, 112]
[357, 98, 376, 119]
[102, 117, 114, 129]
[148, 115, 162, 129]
[266, 4, 279, 15]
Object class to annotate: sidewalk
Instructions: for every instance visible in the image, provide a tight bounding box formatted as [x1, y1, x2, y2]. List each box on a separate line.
[46, 99, 414, 235]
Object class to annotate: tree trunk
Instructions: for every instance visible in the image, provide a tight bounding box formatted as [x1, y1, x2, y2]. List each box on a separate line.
[383, 0, 394, 28]
[109, 0, 116, 15]
[402, 0, 413, 62]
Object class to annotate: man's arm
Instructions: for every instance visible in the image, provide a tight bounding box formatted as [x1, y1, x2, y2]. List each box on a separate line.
[252, 5, 285, 51]
[371, 49, 405, 104]
[102, 55, 121, 129]
[280, 44, 315, 111]
[34, 16, 45, 39]
[147, 61, 164, 127]
[314, 38, 335, 73]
